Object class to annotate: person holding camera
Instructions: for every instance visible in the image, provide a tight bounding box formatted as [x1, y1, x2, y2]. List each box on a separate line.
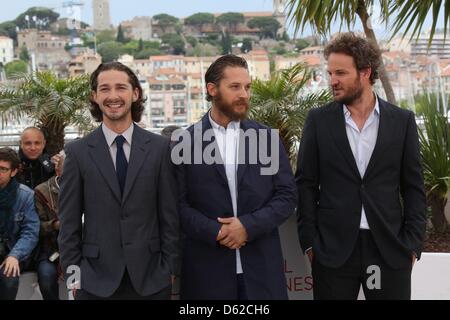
[0, 148, 40, 300]
[33, 152, 65, 300]
[17, 127, 55, 190]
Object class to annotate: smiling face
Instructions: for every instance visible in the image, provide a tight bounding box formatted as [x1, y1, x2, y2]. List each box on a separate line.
[91, 69, 138, 128]
[20, 128, 46, 161]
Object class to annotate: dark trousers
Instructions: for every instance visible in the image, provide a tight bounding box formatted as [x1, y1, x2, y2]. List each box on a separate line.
[0, 268, 19, 300]
[237, 274, 248, 300]
[37, 260, 59, 300]
[75, 270, 171, 300]
[312, 230, 412, 300]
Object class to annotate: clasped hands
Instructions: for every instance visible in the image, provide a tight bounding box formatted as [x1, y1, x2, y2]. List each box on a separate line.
[216, 217, 248, 250]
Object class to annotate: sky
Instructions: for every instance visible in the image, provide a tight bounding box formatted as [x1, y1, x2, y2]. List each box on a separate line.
[0, 0, 443, 40]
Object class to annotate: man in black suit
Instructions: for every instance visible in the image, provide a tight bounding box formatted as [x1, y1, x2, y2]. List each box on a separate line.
[175, 55, 297, 299]
[296, 33, 426, 300]
[58, 62, 180, 299]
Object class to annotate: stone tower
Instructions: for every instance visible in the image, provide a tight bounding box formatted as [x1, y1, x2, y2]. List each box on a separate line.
[92, 0, 112, 30]
[273, 0, 286, 36]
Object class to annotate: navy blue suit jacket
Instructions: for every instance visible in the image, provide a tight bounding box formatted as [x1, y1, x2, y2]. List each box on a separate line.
[176, 113, 297, 299]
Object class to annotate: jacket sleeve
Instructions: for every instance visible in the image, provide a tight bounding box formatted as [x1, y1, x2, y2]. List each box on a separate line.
[239, 130, 297, 242]
[57, 143, 84, 278]
[294, 109, 320, 253]
[157, 141, 182, 276]
[34, 189, 58, 238]
[400, 111, 427, 260]
[8, 191, 39, 262]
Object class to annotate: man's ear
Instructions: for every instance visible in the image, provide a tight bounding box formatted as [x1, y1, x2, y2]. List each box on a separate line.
[132, 88, 139, 102]
[207, 83, 217, 99]
[10, 168, 18, 178]
[360, 67, 372, 82]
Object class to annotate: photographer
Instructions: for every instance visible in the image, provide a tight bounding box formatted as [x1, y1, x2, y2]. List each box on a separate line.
[34, 152, 65, 300]
[17, 127, 55, 189]
[0, 148, 40, 300]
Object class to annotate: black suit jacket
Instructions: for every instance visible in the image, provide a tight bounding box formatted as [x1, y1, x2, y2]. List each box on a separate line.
[58, 124, 181, 297]
[295, 98, 427, 269]
[176, 114, 297, 299]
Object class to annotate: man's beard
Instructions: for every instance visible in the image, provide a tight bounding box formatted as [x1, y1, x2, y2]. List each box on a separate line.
[213, 92, 249, 121]
[333, 78, 363, 105]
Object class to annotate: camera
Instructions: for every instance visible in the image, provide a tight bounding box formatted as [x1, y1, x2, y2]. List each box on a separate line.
[38, 153, 55, 173]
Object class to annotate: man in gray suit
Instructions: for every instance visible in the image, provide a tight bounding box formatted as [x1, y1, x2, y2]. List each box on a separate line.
[58, 62, 180, 300]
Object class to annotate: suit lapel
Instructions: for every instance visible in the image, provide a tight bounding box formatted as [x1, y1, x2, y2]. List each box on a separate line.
[363, 99, 394, 179]
[88, 127, 122, 203]
[237, 120, 250, 187]
[121, 125, 152, 204]
[200, 113, 228, 183]
[328, 102, 361, 178]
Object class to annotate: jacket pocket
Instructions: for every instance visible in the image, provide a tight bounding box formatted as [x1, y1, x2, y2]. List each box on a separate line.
[148, 239, 161, 253]
[82, 243, 99, 258]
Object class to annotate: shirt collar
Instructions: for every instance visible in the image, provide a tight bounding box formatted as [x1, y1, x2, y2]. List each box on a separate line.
[102, 122, 134, 147]
[208, 110, 240, 130]
[343, 94, 380, 120]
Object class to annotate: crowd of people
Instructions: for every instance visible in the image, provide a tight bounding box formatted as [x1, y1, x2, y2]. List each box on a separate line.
[0, 32, 426, 300]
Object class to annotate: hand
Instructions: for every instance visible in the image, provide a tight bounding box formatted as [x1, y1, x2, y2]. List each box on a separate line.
[217, 217, 248, 249]
[0, 256, 20, 277]
[51, 153, 65, 177]
[305, 248, 313, 263]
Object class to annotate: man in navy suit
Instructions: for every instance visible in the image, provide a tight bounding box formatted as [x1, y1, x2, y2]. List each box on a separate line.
[174, 55, 297, 300]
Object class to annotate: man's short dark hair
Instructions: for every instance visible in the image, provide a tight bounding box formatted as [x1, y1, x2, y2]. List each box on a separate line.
[0, 148, 20, 170]
[324, 32, 381, 85]
[161, 125, 181, 140]
[205, 54, 248, 102]
[89, 62, 146, 122]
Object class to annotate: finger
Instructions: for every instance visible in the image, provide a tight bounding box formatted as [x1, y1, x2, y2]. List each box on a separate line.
[218, 217, 233, 224]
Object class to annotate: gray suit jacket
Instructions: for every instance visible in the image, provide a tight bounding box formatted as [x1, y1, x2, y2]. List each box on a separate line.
[58, 124, 180, 297]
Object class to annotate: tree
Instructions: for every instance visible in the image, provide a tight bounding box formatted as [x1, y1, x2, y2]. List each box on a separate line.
[4, 60, 28, 79]
[116, 24, 126, 43]
[241, 38, 253, 53]
[285, 0, 397, 104]
[295, 38, 310, 51]
[388, 0, 450, 45]
[20, 47, 30, 62]
[161, 33, 185, 55]
[15, 7, 59, 30]
[221, 31, 232, 54]
[96, 29, 116, 44]
[186, 36, 198, 48]
[216, 12, 245, 32]
[135, 48, 162, 59]
[249, 63, 332, 165]
[184, 13, 215, 28]
[417, 93, 450, 233]
[0, 72, 93, 154]
[153, 13, 179, 33]
[97, 41, 125, 63]
[0, 21, 18, 43]
[138, 38, 144, 51]
[247, 17, 281, 39]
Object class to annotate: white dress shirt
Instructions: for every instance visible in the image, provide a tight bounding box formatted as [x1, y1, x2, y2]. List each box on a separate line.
[102, 123, 134, 169]
[343, 96, 380, 230]
[209, 112, 244, 274]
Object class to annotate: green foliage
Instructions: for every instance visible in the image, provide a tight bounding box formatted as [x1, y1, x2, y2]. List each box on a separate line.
[216, 12, 245, 31]
[19, 47, 30, 62]
[186, 36, 198, 47]
[295, 38, 310, 51]
[247, 17, 281, 39]
[135, 48, 162, 59]
[96, 29, 116, 44]
[417, 93, 450, 232]
[0, 72, 93, 154]
[4, 60, 28, 79]
[221, 31, 232, 54]
[241, 38, 253, 53]
[249, 63, 332, 165]
[0, 21, 18, 42]
[116, 24, 127, 43]
[184, 13, 215, 26]
[97, 41, 125, 62]
[161, 33, 185, 55]
[153, 13, 179, 32]
[15, 7, 59, 30]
